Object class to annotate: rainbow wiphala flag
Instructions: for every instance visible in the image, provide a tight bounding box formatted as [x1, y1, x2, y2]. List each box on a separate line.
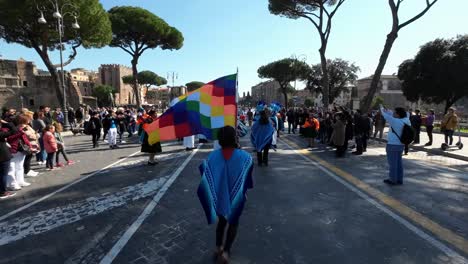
[144, 74, 237, 145]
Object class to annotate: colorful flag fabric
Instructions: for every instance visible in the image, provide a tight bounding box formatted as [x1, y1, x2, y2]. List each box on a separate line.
[143, 74, 237, 145]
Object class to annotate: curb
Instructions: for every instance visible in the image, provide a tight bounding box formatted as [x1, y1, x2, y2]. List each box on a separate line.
[373, 138, 468, 162]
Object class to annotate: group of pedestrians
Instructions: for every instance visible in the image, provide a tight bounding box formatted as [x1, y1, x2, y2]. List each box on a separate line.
[0, 106, 74, 199]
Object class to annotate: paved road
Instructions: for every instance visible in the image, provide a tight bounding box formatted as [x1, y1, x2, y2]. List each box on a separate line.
[0, 132, 467, 263]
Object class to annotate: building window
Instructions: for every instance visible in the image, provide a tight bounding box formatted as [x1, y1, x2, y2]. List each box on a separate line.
[29, 99, 34, 106]
[23, 81, 28, 86]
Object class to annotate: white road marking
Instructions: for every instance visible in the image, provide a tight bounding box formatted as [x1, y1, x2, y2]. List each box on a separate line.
[280, 140, 467, 263]
[0, 176, 169, 246]
[99, 144, 202, 264]
[0, 151, 141, 222]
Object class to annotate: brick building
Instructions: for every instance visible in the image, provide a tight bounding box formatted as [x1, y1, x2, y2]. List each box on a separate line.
[97, 64, 136, 106]
[70, 68, 98, 97]
[0, 58, 84, 110]
[251, 80, 284, 105]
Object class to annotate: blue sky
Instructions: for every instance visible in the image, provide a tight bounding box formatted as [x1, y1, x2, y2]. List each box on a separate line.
[1, 0, 466, 94]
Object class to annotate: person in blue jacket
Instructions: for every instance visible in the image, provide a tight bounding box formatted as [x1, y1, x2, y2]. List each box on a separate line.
[380, 105, 411, 185]
[197, 126, 254, 263]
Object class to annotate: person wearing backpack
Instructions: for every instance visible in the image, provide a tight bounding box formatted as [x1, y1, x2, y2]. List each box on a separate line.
[380, 105, 411, 185]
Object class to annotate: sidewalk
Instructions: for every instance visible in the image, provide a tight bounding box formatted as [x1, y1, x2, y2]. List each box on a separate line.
[375, 127, 468, 161]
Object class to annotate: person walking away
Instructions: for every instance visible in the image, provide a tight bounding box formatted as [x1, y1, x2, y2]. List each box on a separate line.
[197, 126, 254, 263]
[331, 113, 346, 157]
[107, 111, 119, 149]
[140, 110, 162, 165]
[6, 116, 33, 190]
[75, 106, 84, 125]
[43, 125, 58, 171]
[286, 108, 295, 134]
[102, 112, 111, 142]
[440, 107, 459, 146]
[89, 112, 102, 148]
[410, 110, 422, 144]
[250, 110, 274, 166]
[1, 119, 18, 198]
[68, 107, 76, 128]
[373, 111, 386, 139]
[380, 105, 411, 185]
[424, 110, 435, 146]
[53, 123, 74, 166]
[21, 114, 40, 177]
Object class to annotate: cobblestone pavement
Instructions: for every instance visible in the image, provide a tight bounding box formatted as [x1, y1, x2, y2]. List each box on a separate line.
[0, 132, 467, 263]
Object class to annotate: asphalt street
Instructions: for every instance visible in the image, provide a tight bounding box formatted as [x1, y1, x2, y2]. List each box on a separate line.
[0, 131, 467, 264]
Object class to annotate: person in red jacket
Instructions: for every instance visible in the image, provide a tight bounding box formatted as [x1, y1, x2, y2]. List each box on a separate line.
[43, 125, 58, 170]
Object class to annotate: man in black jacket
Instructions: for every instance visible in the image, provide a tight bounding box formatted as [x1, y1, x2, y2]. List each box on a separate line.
[286, 108, 296, 134]
[352, 110, 371, 155]
[0, 119, 18, 199]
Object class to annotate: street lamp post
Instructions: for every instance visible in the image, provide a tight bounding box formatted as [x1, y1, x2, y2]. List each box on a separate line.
[38, 0, 80, 131]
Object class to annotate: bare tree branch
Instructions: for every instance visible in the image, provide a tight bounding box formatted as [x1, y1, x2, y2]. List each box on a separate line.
[398, 0, 439, 30]
[118, 45, 134, 57]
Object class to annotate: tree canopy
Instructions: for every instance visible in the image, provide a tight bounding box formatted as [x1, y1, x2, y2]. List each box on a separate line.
[185, 81, 205, 92]
[268, 0, 347, 108]
[0, 0, 112, 107]
[108, 6, 184, 107]
[398, 35, 468, 113]
[258, 58, 310, 109]
[92, 85, 115, 107]
[306, 58, 359, 105]
[123, 71, 167, 89]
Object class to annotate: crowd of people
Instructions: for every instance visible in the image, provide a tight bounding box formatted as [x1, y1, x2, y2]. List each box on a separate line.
[0, 106, 76, 199]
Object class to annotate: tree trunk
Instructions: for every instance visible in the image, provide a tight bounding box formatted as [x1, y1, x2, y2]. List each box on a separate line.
[360, 31, 398, 112]
[319, 49, 329, 109]
[32, 44, 64, 108]
[283, 88, 289, 110]
[131, 56, 142, 107]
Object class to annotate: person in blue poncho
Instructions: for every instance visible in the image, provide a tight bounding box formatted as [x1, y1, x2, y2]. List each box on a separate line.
[197, 126, 254, 263]
[251, 109, 275, 166]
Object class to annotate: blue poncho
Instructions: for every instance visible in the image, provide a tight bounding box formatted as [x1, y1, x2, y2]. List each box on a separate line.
[197, 149, 254, 225]
[250, 121, 275, 152]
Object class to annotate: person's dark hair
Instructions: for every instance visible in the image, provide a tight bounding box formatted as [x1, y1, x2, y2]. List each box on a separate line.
[394, 107, 407, 119]
[259, 110, 269, 125]
[218, 126, 237, 149]
[148, 110, 156, 116]
[429, 109, 435, 114]
[33, 112, 39, 120]
[44, 124, 55, 131]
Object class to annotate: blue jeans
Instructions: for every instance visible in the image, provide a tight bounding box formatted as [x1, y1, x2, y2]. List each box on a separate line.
[36, 136, 47, 162]
[386, 144, 404, 183]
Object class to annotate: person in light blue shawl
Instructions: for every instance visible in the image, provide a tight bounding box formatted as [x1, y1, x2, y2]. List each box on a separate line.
[251, 110, 275, 166]
[198, 126, 254, 263]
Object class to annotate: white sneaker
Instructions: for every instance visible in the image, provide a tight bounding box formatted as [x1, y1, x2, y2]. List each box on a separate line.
[26, 171, 39, 177]
[19, 182, 31, 187]
[8, 186, 21, 191]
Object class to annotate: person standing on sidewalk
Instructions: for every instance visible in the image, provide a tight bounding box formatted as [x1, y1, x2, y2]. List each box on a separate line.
[424, 110, 435, 146]
[380, 105, 411, 185]
[198, 126, 254, 263]
[410, 110, 422, 144]
[331, 113, 346, 158]
[6, 116, 33, 190]
[20, 114, 40, 177]
[441, 108, 459, 146]
[373, 111, 386, 139]
[1, 119, 18, 199]
[352, 110, 370, 155]
[287, 108, 296, 134]
[43, 125, 58, 171]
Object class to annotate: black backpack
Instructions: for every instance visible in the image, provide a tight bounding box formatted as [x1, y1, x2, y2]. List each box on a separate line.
[392, 124, 414, 145]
